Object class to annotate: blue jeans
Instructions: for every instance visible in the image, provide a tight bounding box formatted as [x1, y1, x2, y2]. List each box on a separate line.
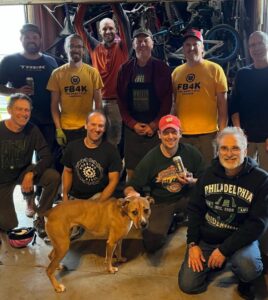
[178, 240, 263, 294]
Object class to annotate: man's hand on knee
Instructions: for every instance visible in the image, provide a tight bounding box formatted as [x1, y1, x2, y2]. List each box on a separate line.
[21, 172, 34, 193]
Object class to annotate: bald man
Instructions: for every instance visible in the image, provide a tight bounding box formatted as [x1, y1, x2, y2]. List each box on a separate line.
[231, 31, 268, 171]
[74, 4, 132, 146]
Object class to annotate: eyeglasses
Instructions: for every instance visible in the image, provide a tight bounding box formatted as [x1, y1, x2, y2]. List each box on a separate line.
[68, 44, 84, 50]
[219, 146, 241, 154]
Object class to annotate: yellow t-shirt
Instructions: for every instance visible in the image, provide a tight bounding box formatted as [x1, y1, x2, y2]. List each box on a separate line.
[172, 60, 227, 135]
[47, 63, 103, 129]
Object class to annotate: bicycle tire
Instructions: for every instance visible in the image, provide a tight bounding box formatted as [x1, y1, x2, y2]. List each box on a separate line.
[204, 24, 240, 65]
[164, 2, 182, 25]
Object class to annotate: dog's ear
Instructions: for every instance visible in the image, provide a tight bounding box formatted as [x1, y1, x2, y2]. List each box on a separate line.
[117, 198, 131, 215]
[117, 198, 131, 208]
[146, 196, 155, 205]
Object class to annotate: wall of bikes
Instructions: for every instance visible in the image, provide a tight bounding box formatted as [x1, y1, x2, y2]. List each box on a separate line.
[38, 0, 260, 87]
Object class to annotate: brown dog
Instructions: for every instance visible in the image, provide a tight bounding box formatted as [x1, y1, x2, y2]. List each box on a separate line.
[45, 196, 154, 293]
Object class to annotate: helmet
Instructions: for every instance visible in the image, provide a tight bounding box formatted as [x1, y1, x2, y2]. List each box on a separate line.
[7, 227, 36, 248]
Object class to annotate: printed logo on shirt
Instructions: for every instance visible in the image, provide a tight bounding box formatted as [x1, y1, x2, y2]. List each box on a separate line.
[204, 183, 253, 230]
[76, 157, 103, 185]
[71, 76, 80, 85]
[64, 75, 88, 96]
[156, 165, 183, 192]
[177, 73, 200, 95]
[204, 183, 253, 203]
[0, 139, 26, 169]
[20, 64, 46, 71]
[205, 196, 239, 230]
[132, 89, 149, 112]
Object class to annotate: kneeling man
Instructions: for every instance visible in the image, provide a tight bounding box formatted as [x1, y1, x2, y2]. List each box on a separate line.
[0, 93, 60, 239]
[179, 127, 268, 299]
[61, 111, 122, 202]
[124, 115, 205, 252]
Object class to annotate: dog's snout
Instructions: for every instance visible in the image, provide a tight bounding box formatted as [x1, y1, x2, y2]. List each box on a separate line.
[140, 221, 148, 229]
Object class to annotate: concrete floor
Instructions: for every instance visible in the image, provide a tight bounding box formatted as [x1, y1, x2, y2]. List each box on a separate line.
[0, 187, 267, 300]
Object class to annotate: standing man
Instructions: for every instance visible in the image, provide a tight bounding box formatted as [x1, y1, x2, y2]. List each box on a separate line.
[231, 31, 268, 171]
[61, 111, 122, 202]
[0, 23, 59, 216]
[0, 94, 60, 238]
[74, 3, 132, 146]
[47, 33, 103, 146]
[179, 127, 268, 299]
[124, 115, 205, 252]
[117, 28, 173, 180]
[172, 29, 228, 166]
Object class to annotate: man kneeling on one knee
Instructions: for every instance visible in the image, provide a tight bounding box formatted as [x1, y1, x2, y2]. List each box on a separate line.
[124, 115, 206, 253]
[0, 93, 60, 240]
[179, 127, 268, 299]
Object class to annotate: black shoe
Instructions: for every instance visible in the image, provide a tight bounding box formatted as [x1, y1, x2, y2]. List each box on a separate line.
[168, 212, 188, 234]
[33, 217, 47, 239]
[237, 281, 255, 300]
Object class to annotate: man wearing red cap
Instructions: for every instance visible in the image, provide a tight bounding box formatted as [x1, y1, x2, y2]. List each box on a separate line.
[124, 114, 205, 252]
[172, 29, 228, 166]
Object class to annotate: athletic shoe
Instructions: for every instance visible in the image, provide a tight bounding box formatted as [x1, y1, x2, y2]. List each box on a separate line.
[33, 217, 47, 239]
[70, 226, 85, 241]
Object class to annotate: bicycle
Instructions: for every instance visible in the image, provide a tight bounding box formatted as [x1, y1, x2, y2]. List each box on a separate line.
[152, 2, 241, 69]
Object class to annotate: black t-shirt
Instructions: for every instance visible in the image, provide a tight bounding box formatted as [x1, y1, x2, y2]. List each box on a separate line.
[61, 139, 122, 199]
[0, 121, 52, 183]
[230, 65, 268, 142]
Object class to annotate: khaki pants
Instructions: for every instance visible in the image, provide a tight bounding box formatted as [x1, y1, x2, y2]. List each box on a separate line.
[180, 132, 216, 166]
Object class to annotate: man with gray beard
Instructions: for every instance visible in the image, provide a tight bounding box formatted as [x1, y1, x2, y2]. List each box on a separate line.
[179, 127, 268, 299]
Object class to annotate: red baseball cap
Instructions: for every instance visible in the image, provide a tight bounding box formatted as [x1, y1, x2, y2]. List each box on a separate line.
[159, 115, 181, 132]
[183, 29, 203, 43]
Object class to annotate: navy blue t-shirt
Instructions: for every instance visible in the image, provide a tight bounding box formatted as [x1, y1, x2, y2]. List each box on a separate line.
[0, 53, 57, 125]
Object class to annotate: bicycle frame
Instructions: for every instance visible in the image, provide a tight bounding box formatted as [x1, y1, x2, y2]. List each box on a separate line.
[167, 38, 224, 61]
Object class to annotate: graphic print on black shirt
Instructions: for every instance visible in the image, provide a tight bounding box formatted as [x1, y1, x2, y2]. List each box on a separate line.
[76, 157, 103, 185]
[0, 139, 26, 170]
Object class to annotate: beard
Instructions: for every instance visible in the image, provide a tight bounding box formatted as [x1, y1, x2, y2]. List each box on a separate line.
[69, 52, 82, 63]
[25, 43, 40, 54]
[103, 33, 115, 44]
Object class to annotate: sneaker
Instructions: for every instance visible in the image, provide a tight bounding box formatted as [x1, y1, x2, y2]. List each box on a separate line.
[33, 217, 47, 239]
[168, 212, 188, 234]
[25, 198, 35, 218]
[237, 281, 255, 300]
[70, 226, 84, 241]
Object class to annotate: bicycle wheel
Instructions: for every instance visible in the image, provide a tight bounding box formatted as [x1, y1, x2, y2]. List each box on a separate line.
[204, 24, 241, 65]
[164, 2, 182, 25]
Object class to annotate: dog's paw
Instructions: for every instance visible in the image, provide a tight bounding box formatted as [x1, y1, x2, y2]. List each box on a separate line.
[117, 256, 127, 263]
[108, 266, 118, 274]
[55, 284, 66, 293]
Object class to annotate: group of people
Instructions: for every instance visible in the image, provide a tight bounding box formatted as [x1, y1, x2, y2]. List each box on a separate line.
[0, 4, 267, 299]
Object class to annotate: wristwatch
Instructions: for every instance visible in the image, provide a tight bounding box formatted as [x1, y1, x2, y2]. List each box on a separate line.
[188, 242, 197, 249]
